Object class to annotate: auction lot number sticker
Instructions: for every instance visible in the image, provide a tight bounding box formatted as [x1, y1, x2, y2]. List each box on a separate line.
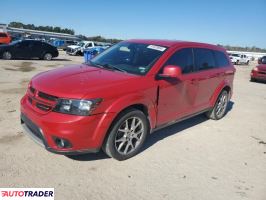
[0, 188, 54, 200]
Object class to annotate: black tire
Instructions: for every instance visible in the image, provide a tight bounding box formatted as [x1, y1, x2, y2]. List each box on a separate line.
[236, 60, 239, 65]
[102, 108, 149, 161]
[250, 78, 256, 82]
[205, 90, 229, 120]
[246, 60, 249, 65]
[43, 52, 53, 60]
[2, 51, 12, 60]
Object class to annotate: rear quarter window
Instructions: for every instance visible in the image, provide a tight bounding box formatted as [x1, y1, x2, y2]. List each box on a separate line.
[194, 48, 216, 71]
[214, 50, 229, 67]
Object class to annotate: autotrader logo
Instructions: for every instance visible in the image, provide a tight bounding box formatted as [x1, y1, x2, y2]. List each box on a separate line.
[0, 188, 54, 199]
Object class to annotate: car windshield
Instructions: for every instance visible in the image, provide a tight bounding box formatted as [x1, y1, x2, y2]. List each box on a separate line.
[77, 42, 85, 47]
[232, 54, 240, 57]
[89, 42, 167, 75]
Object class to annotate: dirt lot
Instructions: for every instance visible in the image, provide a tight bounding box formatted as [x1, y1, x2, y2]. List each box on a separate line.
[0, 51, 265, 200]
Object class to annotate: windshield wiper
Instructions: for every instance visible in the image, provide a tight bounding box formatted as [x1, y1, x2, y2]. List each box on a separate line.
[86, 61, 127, 73]
[85, 60, 104, 69]
[102, 63, 127, 73]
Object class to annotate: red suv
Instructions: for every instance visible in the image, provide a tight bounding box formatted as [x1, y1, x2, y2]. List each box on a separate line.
[251, 56, 266, 82]
[20, 40, 235, 160]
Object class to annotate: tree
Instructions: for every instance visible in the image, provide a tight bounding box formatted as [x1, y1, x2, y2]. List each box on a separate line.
[8, 21, 75, 35]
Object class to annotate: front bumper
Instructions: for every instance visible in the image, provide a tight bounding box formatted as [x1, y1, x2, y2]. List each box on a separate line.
[20, 95, 115, 155]
[251, 70, 266, 81]
[66, 48, 79, 55]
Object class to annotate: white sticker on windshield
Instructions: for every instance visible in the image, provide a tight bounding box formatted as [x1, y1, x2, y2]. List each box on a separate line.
[147, 45, 166, 52]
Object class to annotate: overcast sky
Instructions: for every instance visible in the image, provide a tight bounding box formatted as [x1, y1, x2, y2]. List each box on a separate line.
[1, 0, 266, 48]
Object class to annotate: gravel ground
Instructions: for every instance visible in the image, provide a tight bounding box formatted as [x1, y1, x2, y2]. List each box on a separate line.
[0, 51, 265, 200]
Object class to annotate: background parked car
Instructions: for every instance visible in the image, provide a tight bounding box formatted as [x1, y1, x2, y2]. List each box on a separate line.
[0, 32, 12, 44]
[251, 56, 266, 82]
[228, 53, 250, 65]
[0, 40, 58, 60]
[66, 41, 111, 56]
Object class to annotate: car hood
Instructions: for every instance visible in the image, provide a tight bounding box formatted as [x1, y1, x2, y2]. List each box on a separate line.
[257, 64, 266, 71]
[31, 64, 140, 99]
[67, 45, 81, 49]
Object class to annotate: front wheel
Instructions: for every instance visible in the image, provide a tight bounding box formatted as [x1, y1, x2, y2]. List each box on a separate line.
[2, 51, 12, 60]
[103, 109, 149, 160]
[206, 90, 229, 120]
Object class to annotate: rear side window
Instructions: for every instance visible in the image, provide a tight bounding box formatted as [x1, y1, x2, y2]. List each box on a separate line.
[194, 48, 215, 71]
[0, 33, 7, 37]
[214, 50, 229, 67]
[164, 48, 194, 73]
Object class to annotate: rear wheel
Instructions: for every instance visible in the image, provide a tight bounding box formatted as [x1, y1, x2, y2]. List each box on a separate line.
[43, 53, 52, 60]
[2, 51, 12, 60]
[103, 109, 149, 160]
[206, 90, 229, 120]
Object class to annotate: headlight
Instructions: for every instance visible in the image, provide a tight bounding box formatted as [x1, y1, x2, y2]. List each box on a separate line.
[253, 67, 259, 71]
[53, 98, 102, 116]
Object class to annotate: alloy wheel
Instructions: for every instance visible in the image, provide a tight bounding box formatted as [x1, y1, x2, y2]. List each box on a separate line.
[215, 92, 228, 118]
[114, 117, 144, 155]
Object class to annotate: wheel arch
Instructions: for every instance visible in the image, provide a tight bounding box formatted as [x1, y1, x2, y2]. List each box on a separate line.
[210, 82, 232, 107]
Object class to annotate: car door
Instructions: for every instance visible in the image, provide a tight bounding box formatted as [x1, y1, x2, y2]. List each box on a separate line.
[156, 48, 198, 126]
[29, 41, 42, 58]
[13, 40, 31, 58]
[192, 48, 222, 111]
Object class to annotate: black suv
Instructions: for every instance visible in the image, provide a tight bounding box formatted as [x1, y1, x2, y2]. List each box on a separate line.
[0, 40, 59, 60]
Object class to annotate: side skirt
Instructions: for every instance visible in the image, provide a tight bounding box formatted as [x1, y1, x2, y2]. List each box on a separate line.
[151, 108, 211, 133]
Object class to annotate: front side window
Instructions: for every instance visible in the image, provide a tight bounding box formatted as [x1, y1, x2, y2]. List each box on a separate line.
[90, 42, 167, 75]
[194, 48, 216, 71]
[163, 48, 194, 73]
[214, 50, 229, 67]
[85, 43, 93, 48]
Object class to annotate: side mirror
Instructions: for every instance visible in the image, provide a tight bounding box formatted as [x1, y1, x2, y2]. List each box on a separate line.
[159, 65, 182, 78]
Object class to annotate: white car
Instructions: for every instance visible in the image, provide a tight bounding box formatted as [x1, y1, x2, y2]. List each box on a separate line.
[66, 41, 111, 56]
[229, 53, 250, 65]
[66, 41, 96, 56]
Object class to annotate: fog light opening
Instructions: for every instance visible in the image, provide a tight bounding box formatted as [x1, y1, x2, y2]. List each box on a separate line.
[54, 137, 72, 149]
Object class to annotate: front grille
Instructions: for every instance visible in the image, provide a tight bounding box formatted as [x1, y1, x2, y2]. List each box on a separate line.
[38, 91, 58, 101]
[259, 71, 266, 75]
[27, 87, 58, 113]
[66, 47, 74, 53]
[21, 113, 43, 141]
